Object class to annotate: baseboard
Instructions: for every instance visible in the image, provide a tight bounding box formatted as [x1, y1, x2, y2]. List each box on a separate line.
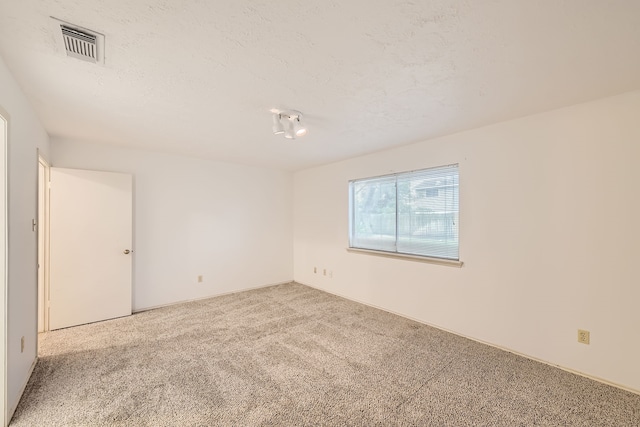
[296, 281, 640, 397]
[133, 280, 294, 313]
[7, 356, 37, 425]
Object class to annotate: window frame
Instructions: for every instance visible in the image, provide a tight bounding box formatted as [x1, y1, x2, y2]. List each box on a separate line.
[348, 164, 462, 267]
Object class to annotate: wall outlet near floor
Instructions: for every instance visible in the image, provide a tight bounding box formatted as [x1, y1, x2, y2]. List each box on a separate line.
[21, 336, 25, 353]
[323, 269, 327, 276]
[313, 267, 317, 274]
[577, 329, 590, 345]
[197, 275, 203, 283]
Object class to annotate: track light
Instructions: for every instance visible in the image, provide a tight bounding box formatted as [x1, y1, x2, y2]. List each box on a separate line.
[271, 109, 307, 139]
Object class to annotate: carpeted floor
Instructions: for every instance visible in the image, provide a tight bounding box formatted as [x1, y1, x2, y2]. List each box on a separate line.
[10, 282, 640, 426]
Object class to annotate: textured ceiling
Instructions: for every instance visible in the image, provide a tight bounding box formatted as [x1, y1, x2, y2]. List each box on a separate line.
[1, 1, 640, 171]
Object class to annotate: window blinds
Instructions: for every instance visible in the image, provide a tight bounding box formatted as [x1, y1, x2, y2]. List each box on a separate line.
[349, 164, 459, 260]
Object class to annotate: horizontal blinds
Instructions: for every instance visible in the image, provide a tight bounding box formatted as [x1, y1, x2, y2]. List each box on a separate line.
[396, 165, 459, 259]
[350, 164, 459, 260]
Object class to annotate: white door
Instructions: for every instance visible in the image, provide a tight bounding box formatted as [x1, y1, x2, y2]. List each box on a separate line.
[1, 112, 8, 427]
[37, 159, 47, 333]
[49, 167, 132, 330]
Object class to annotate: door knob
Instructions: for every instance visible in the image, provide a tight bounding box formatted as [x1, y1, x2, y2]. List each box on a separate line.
[123, 249, 131, 254]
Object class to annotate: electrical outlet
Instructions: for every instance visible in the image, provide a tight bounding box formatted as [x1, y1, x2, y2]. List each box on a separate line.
[197, 275, 203, 283]
[577, 329, 590, 345]
[21, 336, 25, 353]
[313, 267, 317, 274]
[323, 269, 326, 276]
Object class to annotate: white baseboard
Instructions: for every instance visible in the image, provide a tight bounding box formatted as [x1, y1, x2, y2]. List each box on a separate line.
[296, 281, 640, 397]
[7, 356, 37, 425]
[133, 280, 294, 313]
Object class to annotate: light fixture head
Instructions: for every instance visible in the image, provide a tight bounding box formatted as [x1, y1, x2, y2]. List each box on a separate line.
[272, 114, 284, 135]
[284, 117, 296, 139]
[294, 117, 307, 137]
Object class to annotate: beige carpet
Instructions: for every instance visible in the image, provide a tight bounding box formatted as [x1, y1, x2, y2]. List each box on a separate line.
[10, 282, 640, 426]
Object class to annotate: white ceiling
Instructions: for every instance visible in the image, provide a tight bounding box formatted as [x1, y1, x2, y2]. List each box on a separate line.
[1, 1, 639, 171]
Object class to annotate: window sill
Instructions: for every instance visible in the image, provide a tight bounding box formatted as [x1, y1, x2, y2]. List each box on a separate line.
[346, 247, 463, 268]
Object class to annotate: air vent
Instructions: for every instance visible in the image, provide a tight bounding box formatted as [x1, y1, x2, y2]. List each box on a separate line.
[61, 25, 98, 63]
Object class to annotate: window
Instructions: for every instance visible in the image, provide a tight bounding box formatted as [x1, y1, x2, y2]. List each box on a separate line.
[349, 164, 459, 261]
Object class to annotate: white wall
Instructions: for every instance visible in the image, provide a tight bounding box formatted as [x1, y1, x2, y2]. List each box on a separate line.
[51, 139, 293, 310]
[0, 56, 50, 419]
[293, 90, 640, 393]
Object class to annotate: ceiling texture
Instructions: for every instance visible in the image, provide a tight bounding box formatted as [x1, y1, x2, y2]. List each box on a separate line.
[1, 1, 639, 171]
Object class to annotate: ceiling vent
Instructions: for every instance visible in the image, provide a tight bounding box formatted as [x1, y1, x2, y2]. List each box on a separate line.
[61, 26, 97, 62]
[51, 18, 105, 65]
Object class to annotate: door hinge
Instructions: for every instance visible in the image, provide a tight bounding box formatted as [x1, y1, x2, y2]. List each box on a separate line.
[32, 218, 37, 232]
